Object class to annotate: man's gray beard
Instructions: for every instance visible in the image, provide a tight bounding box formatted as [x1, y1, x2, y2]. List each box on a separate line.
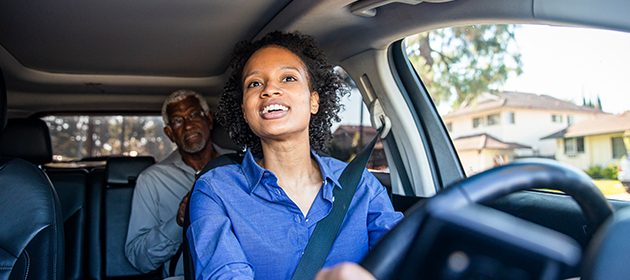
[181, 136, 207, 154]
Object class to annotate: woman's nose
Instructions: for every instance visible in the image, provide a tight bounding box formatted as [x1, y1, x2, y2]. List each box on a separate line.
[261, 81, 282, 97]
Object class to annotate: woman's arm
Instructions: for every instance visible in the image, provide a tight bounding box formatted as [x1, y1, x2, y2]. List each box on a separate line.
[364, 171, 404, 248]
[187, 180, 254, 280]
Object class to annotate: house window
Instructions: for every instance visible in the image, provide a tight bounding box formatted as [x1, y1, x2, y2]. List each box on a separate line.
[564, 137, 585, 154]
[446, 122, 453, 132]
[552, 115, 563, 123]
[567, 115, 574, 125]
[473, 117, 483, 128]
[612, 137, 628, 159]
[506, 112, 515, 124]
[487, 113, 500, 126]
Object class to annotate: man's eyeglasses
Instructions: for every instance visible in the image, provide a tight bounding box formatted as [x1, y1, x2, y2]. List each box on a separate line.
[169, 111, 206, 128]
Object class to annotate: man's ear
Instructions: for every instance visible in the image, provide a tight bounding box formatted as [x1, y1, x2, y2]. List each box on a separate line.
[206, 111, 215, 130]
[164, 126, 175, 142]
[310, 91, 320, 114]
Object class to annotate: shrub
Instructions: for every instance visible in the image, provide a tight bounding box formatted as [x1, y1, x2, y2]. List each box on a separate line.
[585, 164, 619, 180]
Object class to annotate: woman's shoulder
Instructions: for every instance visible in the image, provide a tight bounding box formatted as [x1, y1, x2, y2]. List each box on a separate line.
[195, 163, 248, 194]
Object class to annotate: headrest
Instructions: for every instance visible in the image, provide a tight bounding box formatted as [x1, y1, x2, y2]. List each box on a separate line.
[0, 118, 53, 165]
[105, 156, 155, 185]
[0, 68, 7, 134]
[211, 122, 241, 151]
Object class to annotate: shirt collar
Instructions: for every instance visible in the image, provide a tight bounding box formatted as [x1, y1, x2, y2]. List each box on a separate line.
[240, 149, 342, 196]
[164, 149, 196, 176]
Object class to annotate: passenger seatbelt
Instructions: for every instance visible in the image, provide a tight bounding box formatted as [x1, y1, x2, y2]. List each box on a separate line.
[290, 126, 383, 280]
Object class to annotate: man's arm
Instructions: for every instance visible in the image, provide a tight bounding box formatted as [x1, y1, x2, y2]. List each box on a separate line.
[125, 172, 183, 273]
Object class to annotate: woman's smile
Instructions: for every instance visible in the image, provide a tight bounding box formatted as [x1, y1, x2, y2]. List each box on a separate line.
[260, 103, 290, 119]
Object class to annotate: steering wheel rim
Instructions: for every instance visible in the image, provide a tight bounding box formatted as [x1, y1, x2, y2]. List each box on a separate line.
[361, 158, 614, 280]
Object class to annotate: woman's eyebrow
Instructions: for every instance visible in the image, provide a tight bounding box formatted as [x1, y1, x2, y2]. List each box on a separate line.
[243, 66, 301, 81]
[243, 70, 261, 81]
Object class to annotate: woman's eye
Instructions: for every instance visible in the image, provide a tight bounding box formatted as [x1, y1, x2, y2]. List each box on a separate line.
[283, 76, 297, 82]
[247, 81, 261, 88]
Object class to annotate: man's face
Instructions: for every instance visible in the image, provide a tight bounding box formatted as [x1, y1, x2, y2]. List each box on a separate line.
[163, 96, 213, 154]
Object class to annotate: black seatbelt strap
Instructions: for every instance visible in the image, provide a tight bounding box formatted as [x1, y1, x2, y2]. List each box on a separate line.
[290, 126, 383, 280]
[169, 244, 183, 276]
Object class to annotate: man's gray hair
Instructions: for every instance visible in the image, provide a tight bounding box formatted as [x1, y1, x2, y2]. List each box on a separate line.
[161, 90, 210, 127]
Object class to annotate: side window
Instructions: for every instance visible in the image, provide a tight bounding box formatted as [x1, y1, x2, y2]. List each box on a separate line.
[472, 117, 483, 128]
[328, 67, 389, 171]
[405, 24, 630, 200]
[487, 113, 500, 126]
[42, 115, 177, 165]
[505, 112, 515, 124]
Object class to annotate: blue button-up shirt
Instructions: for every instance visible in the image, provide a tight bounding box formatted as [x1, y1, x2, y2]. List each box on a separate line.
[187, 149, 403, 280]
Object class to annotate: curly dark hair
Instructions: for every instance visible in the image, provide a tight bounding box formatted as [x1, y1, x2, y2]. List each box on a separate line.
[216, 31, 348, 158]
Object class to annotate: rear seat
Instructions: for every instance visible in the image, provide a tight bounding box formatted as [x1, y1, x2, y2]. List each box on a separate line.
[103, 156, 156, 279]
[0, 118, 89, 280]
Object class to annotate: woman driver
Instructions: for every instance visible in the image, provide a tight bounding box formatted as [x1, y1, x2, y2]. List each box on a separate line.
[187, 31, 403, 280]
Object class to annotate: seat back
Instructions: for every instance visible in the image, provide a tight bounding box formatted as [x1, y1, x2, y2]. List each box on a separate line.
[103, 156, 155, 278]
[0, 69, 65, 280]
[0, 118, 89, 280]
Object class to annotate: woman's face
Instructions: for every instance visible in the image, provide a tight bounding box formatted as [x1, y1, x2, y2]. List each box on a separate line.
[241, 46, 319, 143]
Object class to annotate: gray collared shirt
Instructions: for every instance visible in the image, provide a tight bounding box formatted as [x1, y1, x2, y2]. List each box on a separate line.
[125, 145, 230, 277]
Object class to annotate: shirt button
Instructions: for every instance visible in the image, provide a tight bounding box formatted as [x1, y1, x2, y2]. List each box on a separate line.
[294, 215, 300, 222]
[277, 190, 282, 195]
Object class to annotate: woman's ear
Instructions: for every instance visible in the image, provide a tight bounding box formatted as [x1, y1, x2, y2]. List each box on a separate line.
[310, 91, 320, 114]
[241, 103, 248, 123]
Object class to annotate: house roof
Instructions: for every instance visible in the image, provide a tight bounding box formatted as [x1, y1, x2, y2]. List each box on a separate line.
[452, 133, 531, 151]
[443, 91, 604, 119]
[541, 112, 630, 139]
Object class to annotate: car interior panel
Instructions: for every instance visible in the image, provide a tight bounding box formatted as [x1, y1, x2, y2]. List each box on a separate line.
[1, 0, 630, 279]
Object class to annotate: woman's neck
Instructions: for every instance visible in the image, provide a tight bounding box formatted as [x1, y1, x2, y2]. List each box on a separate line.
[258, 139, 323, 216]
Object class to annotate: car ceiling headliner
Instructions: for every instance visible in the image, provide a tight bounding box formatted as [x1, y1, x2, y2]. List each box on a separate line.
[1, 0, 628, 116]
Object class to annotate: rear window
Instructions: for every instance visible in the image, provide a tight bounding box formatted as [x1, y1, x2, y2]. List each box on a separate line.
[42, 115, 176, 164]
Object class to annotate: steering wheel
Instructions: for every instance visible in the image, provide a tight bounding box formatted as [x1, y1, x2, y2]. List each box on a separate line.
[361, 158, 614, 280]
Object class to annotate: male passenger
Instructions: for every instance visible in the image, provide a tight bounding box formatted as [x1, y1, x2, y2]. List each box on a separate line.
[125, 90, 227, 278]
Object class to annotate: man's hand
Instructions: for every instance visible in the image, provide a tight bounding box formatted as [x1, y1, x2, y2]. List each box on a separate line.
[177, 191, 191, 227]
[314, 263, 376, 280]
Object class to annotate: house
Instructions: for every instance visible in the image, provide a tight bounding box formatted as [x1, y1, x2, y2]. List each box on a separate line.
[452, 133, 531, 175]
[443, 91, 605, 175]
[542, 113, 630, 170]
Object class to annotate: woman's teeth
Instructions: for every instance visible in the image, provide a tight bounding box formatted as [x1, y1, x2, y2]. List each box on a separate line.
[262, 104, 288, 114]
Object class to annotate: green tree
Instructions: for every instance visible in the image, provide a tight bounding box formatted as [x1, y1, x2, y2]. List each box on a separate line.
[405, 24, 523, 109]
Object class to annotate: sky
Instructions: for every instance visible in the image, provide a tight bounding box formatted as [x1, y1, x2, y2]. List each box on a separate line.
[503, 24, 630, 114]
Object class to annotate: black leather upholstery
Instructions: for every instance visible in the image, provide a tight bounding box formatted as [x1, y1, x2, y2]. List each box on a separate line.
[86, 168, 106, 280]
[106, 156, 155, 185]
[0, 116, 90, 280]
[103, 156, 155, 278]
[0, 118, 53, 165]
[0, 157, 65, 280]
[0, 68, 6, 132]
[0, 67, 65, 280]
[47, 169, 89, 280]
